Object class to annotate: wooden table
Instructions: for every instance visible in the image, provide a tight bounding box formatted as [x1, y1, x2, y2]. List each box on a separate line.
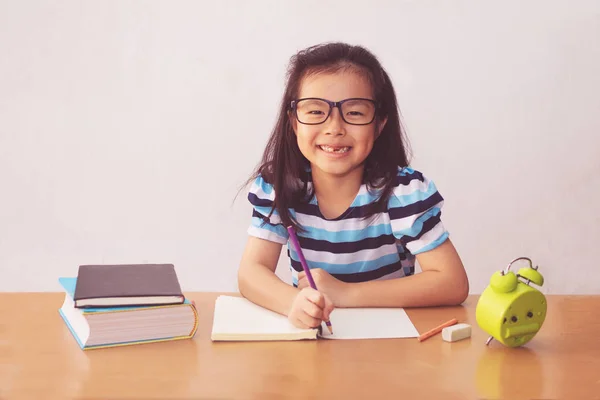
[0, 293, 599, 399]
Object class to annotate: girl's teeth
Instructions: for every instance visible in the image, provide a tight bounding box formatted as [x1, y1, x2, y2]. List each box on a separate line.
[320, 145, 350, 153]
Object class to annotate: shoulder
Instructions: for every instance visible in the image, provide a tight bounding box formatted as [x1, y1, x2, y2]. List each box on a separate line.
[394, 166, 428, 188]
[248, 174, 276, 207]
[387, 166, 444, 211]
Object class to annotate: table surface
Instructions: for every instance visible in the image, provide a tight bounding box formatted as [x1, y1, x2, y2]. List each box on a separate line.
[1, 293, 599, 400]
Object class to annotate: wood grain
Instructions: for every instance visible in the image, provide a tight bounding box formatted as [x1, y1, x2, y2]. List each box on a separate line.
[1, 293, 599, 399]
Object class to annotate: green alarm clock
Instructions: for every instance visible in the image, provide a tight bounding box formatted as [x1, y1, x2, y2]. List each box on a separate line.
[476, 257, 547, 347]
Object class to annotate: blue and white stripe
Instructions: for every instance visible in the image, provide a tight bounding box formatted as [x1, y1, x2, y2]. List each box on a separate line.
[247, 167, 449, 283]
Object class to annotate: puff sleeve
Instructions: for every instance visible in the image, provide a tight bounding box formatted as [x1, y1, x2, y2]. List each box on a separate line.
[247, 175, 289, 244]
[388, 167, 449, 254]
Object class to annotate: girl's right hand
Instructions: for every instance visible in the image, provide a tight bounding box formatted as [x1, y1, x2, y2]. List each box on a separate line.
[288, 287, 334, 329]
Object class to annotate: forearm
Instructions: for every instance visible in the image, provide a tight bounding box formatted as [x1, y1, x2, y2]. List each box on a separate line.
[238, 262, 300, 316]
[345, 270, 469, 308]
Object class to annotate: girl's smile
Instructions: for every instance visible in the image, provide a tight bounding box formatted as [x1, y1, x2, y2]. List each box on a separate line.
[291, 70, 386, 179]
[317, 144, 352, 156]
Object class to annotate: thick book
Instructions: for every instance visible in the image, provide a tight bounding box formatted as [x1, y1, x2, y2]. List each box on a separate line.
[211, 295, 420, 341]
[73, 263, 185, 308]
[59, 277, 198, 350]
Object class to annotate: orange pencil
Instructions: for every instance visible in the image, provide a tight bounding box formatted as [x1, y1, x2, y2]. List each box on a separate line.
[418, 318, 458, 342]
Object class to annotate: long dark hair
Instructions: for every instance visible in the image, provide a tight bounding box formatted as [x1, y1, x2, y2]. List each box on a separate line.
[245, 42, 411, 231]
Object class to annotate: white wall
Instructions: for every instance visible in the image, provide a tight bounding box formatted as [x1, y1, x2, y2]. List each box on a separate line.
[1, 1, 599, 294]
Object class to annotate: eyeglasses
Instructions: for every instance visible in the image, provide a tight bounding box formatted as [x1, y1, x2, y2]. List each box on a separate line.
[290, 97, 377, 125]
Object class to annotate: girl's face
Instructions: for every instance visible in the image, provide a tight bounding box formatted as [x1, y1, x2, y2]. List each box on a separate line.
[290, 70, 386, 180]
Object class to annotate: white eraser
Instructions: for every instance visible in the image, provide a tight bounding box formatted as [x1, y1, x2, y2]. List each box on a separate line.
[442, 323, 471, 342]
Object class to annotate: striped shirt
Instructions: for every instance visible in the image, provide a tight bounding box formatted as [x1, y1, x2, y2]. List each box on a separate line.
[247, 167, 449, 286]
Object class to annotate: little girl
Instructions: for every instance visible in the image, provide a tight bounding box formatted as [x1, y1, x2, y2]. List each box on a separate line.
[238, 42, 469, 330]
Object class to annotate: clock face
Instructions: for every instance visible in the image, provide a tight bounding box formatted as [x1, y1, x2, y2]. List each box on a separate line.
[498, 290, 547, 347]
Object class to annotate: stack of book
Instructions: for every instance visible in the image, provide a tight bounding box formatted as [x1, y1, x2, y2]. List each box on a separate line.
[58, 263, 198, 350]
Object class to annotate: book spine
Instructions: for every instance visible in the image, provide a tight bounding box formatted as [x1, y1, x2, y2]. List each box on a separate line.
[188, 300, 199, 337]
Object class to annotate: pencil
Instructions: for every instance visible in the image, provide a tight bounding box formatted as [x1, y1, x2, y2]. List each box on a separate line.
[418, 318, 458, 342]
[287, 226, 334, 335]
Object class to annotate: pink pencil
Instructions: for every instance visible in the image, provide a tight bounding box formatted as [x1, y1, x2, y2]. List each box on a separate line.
[287, 226, 334, 334]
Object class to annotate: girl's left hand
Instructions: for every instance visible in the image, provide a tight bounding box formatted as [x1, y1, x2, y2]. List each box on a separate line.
[298, 268, 349, 307]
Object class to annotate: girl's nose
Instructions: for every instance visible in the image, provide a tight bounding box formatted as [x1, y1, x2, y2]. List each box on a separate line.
[325, 107, 346, 136]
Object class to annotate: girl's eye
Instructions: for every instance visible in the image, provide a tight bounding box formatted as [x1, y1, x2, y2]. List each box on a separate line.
[347, 111, 364, 116]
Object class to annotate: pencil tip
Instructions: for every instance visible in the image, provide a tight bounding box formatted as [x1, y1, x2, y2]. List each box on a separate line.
[327, 325, 333, 335]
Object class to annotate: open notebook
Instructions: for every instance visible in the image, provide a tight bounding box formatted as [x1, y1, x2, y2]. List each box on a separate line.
[211, 295, 420, 341]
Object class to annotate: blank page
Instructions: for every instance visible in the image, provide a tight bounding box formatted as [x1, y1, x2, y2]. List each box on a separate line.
[211, 295, 317, 341]
[321, 307, 420, 340]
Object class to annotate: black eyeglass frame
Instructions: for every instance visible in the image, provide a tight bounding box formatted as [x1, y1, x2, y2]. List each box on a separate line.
[290, 97, 378, 126]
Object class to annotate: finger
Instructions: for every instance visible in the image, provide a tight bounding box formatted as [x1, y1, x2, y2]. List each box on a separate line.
[323, 295, 335, 321]
[298, 311, 321, 328]
[292, 317, 311, 330]
[302, 299, 323, 320]
[304, 289, 325, 308]
[298, 271, 305, 280]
